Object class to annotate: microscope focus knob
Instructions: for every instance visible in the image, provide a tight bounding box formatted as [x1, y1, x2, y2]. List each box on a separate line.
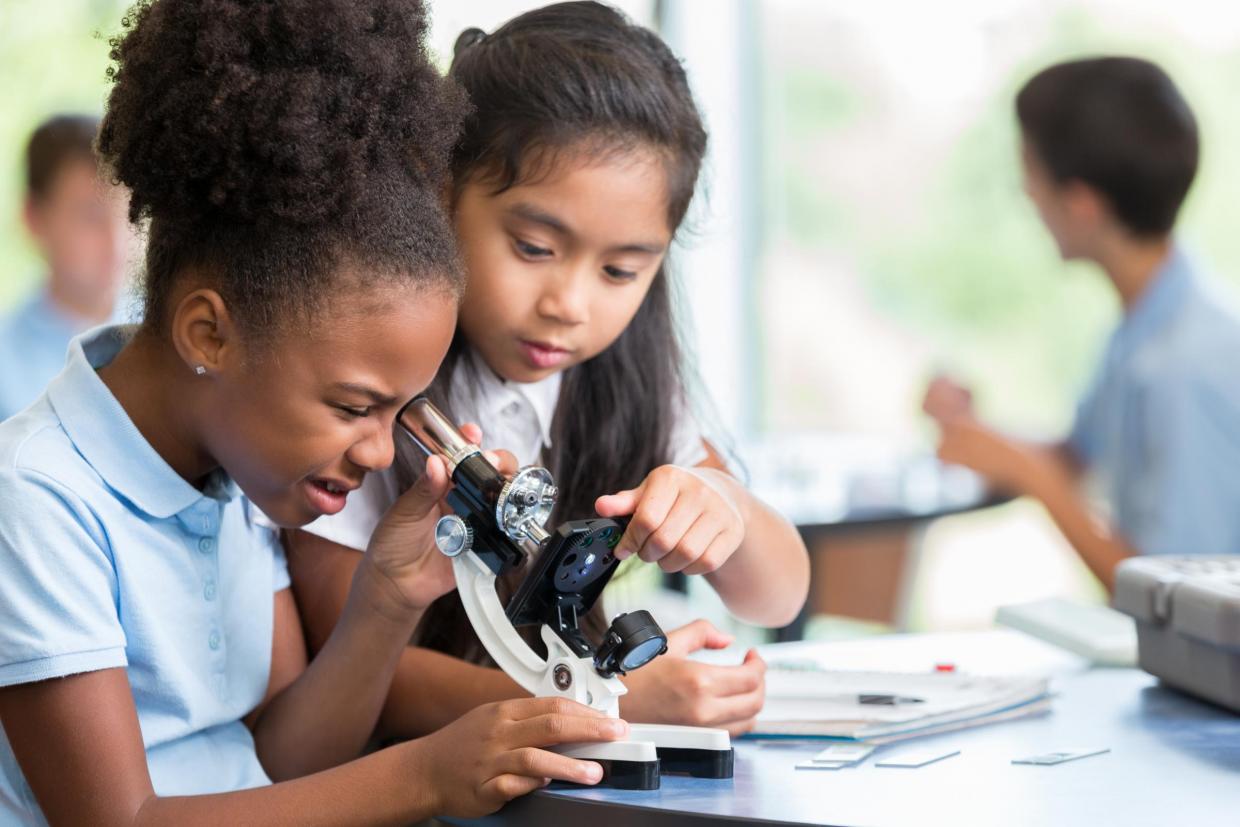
[434, 515, 473, 558]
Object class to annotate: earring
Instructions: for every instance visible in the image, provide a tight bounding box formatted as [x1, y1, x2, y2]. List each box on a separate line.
[194, 365, 207, 376]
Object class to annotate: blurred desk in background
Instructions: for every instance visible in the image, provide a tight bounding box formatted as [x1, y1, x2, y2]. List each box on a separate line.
[669, 434, 1010, 641]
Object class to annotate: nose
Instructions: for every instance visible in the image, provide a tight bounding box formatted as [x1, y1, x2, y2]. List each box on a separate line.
[346, 419, 396, 473]
[536, 264, 591, 326]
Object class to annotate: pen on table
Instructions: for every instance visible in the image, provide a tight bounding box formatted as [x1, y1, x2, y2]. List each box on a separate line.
[816, 694, 926, 706]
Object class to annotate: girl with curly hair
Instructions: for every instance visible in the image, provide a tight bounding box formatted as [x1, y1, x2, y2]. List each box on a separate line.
[0, 1, 621, 823]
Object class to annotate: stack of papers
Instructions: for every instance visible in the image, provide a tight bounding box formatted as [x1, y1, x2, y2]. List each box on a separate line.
[755, 665, 1051, 743]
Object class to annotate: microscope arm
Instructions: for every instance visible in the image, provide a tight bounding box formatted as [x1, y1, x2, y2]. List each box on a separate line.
[452, 547, 628, 716]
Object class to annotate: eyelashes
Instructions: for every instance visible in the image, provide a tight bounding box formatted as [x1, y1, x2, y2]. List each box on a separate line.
[333, 404, 371, 419]
[514, 238, 552, 258]
[513, 237, 639, 282]
[603, 265, 638, 281]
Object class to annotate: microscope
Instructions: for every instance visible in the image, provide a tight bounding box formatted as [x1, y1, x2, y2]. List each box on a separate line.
[398, 397, 734, 790]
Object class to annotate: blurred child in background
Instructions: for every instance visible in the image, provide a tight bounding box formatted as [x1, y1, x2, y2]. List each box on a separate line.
[0, 114, 133, 420]
[925, 57, 1240, 591]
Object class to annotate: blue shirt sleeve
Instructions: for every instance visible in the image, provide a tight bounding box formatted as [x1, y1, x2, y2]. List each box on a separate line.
[0, 469, 127, 686]
[1131, 370, 1240, 556]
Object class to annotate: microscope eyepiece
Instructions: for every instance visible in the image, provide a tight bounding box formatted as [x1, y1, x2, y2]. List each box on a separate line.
[397, 397, 481, 474]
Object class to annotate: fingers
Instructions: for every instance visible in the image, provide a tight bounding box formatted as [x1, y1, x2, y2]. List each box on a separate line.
[724, 716, 758, 737]
[496, 700, 624, 788]
[594, 483, 644, 520]
[692, 649, 766, 696]
[607, 468, 743, 572]
[507, 712, 628, 748]
[665, 619, 734, 657]
[391, 455, 449, 521]
[700, 687, 765, 731]
[479, 773, 552, 805]
[454, 423, 518, 477]
[483, 448, 519, 477]
[685, 654, 766, 729]
[657, 511, 722, 573]
[681, 529, 739, 576]
[924, 377, 974, 423]
[499, 695, 609, 721]
[697, 621, 735, 650]
[612, 474, 675, 560]
[499, 748, 604, 786]
[636, 490, 699, 567]
[423, 454, 449, 491]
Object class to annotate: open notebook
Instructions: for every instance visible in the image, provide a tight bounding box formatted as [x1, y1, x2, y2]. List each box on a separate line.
[755, 665, 1051, 741]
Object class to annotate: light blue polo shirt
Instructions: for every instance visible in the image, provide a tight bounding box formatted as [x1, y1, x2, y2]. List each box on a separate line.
[1069, 245, 1240, 557]
[0, 325, 290, 822]
[0, 288, 124, 422]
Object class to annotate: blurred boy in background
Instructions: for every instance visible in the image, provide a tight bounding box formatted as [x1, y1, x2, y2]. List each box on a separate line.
[0, 114, 132, 420]
[924, 57, 1240, 591]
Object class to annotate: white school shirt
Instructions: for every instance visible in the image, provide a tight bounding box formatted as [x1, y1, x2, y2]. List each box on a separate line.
[0, 326, 290, 823]
[305, 349, 709, 552]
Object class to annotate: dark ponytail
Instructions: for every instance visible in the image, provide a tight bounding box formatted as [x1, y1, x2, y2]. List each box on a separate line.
[401, 2, 708, 663]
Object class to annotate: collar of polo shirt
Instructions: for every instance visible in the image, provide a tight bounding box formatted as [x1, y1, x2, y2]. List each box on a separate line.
[47, 325, 239, 521]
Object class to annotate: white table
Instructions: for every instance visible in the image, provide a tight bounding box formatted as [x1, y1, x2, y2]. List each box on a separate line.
[449, 630, 1240, 827]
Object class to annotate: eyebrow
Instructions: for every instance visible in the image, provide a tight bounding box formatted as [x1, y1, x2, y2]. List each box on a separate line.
[509, 202, 569, 235]
[507, 202, 666, 256]
[332, 382, 400, 407]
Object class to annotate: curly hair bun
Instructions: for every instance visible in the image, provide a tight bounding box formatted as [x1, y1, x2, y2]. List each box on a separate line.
[100, 0, 462, 230]
[97, 0, 466, 333]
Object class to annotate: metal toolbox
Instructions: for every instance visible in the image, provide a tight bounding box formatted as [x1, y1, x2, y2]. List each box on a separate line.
[1113, 556, 1240, 712]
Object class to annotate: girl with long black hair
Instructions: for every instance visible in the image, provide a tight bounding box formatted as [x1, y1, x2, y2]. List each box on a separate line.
[288, 0, 810, 739]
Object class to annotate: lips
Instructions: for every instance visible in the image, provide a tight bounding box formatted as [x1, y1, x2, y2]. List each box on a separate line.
[518, 339, 573, 370]
[302, 477, 358, 516]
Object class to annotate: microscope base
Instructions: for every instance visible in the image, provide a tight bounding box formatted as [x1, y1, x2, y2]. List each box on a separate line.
[584, 758, 662, 790]
[654, 745, 735, 778]
[629, 723, 735, 778]
[554, 739, 662, 790]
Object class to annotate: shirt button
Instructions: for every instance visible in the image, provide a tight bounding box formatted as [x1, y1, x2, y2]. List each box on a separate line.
[198, 537, 215, 554]
[203, 580, 217, 601]
[208, 630, 221, 651]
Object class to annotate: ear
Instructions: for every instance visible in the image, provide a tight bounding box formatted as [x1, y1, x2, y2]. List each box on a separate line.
[1062, 180, 1108, 226]
[21, 195, 45, 244]
[169, 288, 241, 377]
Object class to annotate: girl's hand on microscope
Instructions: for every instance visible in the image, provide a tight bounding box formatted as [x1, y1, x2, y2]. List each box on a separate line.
[365, 423, 519, 615]
[408, 696, 626, 818]
[595, 464, 747, 575]
[619, 619, 765, 736]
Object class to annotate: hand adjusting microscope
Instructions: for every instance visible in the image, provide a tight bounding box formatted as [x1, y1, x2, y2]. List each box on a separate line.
[398, 397, 734, 790]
